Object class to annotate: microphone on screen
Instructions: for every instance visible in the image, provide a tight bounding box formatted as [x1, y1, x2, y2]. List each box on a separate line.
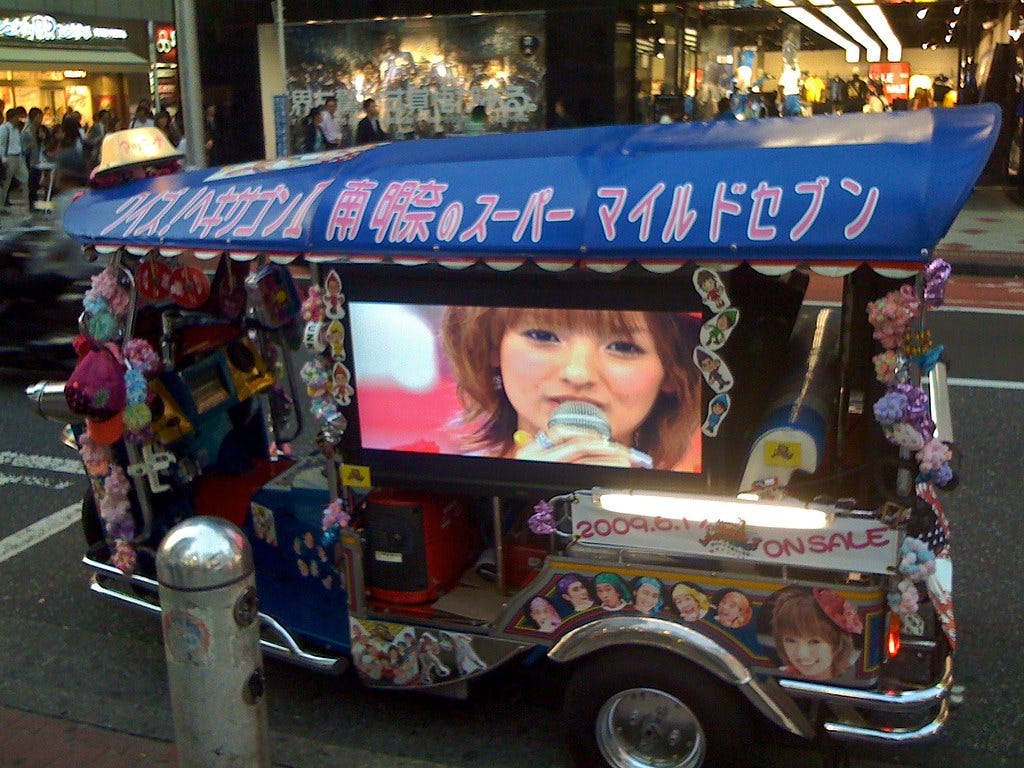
[548, 400, 612, 440]
[538, 400, 654, 469]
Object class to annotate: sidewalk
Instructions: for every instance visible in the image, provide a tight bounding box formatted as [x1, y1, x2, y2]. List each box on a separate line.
[0, 705, 177, 767]
[934, 185, 1024, 276]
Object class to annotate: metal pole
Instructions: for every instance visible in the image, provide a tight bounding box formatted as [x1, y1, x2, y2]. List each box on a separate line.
[174, 0, 205, 167]
[274, 0, 291, 156]
[157, 517, 272, 768]
[147, 20, 161, 113]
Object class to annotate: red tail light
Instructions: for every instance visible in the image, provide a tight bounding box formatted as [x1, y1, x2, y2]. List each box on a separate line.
[887, 613, 902, 658]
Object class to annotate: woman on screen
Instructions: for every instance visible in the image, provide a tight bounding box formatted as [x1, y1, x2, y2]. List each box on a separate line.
[441, 307, 701, 471]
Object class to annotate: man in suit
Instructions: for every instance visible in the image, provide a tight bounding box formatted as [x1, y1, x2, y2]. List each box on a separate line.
[356, 98, 388, 145]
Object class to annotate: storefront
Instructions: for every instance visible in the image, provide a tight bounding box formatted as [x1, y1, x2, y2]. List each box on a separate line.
[0, 11, 155, 129]
[255, 2, 1012, 142]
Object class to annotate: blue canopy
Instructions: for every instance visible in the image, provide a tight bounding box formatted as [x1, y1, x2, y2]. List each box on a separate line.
[64, 104, 999, 267]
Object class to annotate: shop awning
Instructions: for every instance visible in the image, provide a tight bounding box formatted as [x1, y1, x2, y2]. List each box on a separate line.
[0, 47, 150, 73]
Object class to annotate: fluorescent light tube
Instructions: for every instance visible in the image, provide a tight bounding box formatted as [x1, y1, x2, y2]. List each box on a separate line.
[809, 0, 882, 62]
[593, 489, 832, 530]
[851, 1, 903, 62]
[768, 0, 861, 63]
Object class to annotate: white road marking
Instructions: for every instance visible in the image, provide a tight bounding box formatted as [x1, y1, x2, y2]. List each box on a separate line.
[0, 503, 79, 564]
[948, 377, 1024, 391]
[0, 451, 85, 476]
[0, 472, 74, 490]
[937, 305, 1024, 316]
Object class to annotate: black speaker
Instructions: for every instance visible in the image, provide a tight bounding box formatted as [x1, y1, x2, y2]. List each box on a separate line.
[366, 502, 429, 599]
[363, 491, 478, 604]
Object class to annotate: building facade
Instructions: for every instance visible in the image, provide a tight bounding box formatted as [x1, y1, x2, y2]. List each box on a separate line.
[0, 1, 173, 129]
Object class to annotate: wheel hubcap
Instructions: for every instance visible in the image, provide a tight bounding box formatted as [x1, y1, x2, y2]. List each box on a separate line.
[595, 687, 707, 768]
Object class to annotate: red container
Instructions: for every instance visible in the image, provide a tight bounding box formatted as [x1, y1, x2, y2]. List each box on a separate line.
[364, 490, 478, 604]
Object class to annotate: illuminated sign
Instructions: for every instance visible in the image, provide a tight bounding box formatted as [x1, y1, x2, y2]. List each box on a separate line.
[154, 24, 177, 64]
[0, 14, 128, 42]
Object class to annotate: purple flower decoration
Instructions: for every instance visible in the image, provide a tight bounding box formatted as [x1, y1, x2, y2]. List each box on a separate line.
[106, 516, 136, 542]
[104, 465, 131, 498]
[931, 463, 954, 487]
[528, 500, 557, 535]
[321, 498, 350, 530]
[924, 259, 952, 307]
[873, 392, 907, 426]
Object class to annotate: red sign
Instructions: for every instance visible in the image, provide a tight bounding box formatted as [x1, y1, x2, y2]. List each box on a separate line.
[869, 62, 910, 103]
[154, 24, 177, 64]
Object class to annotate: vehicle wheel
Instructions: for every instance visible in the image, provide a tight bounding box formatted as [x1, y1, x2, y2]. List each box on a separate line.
[563, 648, 757, 768]
[82, 487, 104, 546]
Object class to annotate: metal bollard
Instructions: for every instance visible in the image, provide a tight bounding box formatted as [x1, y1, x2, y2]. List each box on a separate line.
[156, 517, 271, 768]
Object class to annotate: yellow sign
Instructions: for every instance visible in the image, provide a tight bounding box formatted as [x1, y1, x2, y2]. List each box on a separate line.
[764, 441, 802, 467]
[340, 463, 372, 488]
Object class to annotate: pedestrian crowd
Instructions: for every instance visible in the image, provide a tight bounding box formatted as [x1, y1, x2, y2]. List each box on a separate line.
[0, 96, 228, 216]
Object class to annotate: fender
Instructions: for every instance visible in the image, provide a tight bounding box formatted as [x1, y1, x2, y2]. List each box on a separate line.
[547, 614, 815, 739]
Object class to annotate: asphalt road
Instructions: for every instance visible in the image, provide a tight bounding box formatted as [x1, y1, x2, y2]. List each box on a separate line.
[0, 302, 1021, 768]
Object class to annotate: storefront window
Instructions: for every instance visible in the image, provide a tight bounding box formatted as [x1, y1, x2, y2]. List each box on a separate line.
[631, 1, 1016, 123]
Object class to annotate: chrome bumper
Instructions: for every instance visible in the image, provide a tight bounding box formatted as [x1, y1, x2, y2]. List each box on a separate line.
[84, 553, 348, 675]
[776, 652, 954, 745]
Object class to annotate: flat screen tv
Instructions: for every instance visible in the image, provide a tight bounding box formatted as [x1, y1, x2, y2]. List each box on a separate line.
[331, 263, 722, 499]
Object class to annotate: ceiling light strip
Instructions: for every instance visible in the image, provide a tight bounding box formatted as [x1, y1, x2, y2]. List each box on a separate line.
[851, 0, 903, 62]
[810, 1, 883, 62]
[767, 0, 861, 62]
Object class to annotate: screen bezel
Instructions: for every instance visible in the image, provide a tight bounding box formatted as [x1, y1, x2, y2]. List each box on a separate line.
[330, 262, 710, 499]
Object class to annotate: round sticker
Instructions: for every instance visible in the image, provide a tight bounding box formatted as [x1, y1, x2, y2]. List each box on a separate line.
[137, 259, 173, 300]
[170, 265, 212, 309]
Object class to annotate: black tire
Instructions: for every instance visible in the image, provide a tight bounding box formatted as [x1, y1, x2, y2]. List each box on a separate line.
[563, 648, 758, 768]
[81, 487, 104, 546]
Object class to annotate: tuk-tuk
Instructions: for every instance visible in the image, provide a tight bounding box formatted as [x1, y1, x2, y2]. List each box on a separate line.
[30, 104, 999, 768]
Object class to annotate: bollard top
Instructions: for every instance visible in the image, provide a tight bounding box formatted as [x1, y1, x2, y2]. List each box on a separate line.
[156, 516, 254, 591]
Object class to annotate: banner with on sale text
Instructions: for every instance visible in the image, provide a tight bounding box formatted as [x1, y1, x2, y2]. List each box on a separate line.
[571, 493, 900, 575]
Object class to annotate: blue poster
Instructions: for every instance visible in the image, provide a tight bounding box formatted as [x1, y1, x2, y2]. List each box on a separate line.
[273, 95, 289, 158]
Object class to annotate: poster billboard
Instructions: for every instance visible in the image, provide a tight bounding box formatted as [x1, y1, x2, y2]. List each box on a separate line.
[284, 13, 545, 151]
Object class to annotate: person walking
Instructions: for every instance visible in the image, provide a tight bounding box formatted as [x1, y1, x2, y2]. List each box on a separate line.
[463, 104, 488, 135]
[21, 107, 45, 212]
[85, 109, 110, 169]
[0, 107, 28, 213]
[129, 100, 154, 129]
[154, 108, 182, 148]
[355, 98, 388, 144]
[320, 97, 343, 148]
[303, 106, 326, 153]
[552, 98, 576, 128]
[203, 104, 220, 165]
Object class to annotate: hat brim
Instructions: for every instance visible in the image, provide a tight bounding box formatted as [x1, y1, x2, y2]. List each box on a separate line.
[87, 411, 125, 446]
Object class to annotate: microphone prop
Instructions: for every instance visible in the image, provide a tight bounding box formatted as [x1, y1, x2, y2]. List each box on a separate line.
[539, 400, 653, 469]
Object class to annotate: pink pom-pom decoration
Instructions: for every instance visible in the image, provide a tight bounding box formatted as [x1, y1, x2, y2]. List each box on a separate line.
[104, 464, 131, 499]
[90, 267, 120, 300]
[872, 351, 902, 385]
[123, 338, 161, 375]
[916, 438, 952, 473]
[302, 287, 325, 322]
[107, 287, 131, 318]
[111, 539, 137, 574]
[887, 422, 925, 451]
